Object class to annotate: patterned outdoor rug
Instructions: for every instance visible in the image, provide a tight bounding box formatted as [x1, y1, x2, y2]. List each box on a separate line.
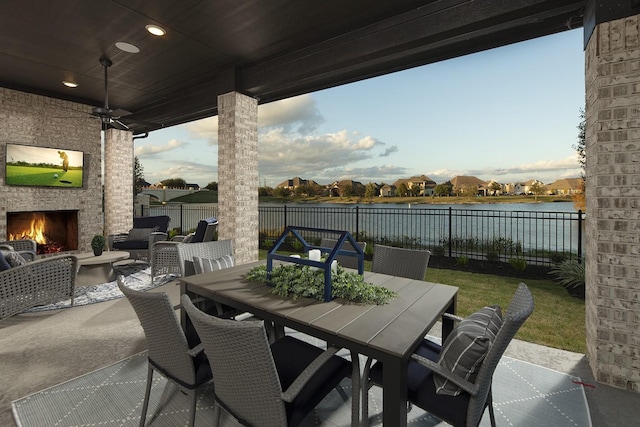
[12, 332, 592, 426]
[22, 263, 176, 313]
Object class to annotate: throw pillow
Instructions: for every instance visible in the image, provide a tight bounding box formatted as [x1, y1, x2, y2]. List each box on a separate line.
[193, 255, 234, 274]
[434, 305, 503, 396]
[0, 251, 12, 271]
[126, 227, 158, 241]
[4, 250, 28, 268]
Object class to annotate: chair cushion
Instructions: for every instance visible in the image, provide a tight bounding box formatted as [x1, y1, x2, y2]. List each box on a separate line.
[192, 255, 234, 274]
[133, 215, 171, 233]
[3, 250, 28, 268]
[112, 239, 149, 250]
[434, 305, 503, 396]
[191, 221, 209, 243]
[126, 227, 157, 241]
[271, 336, 351, 426]
[0, 251, 12, 271]
[369, 339, 470, 427]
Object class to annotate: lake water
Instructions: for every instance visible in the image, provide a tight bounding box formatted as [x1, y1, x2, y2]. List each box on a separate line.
[149, 201, 583, 258]
[259, 201, 584, 257]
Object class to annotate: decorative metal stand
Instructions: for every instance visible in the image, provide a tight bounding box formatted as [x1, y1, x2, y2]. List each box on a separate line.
[266, 226, 364, 302]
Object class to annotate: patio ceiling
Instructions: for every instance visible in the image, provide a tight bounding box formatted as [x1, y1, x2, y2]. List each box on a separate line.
[0, 0, 585, 135]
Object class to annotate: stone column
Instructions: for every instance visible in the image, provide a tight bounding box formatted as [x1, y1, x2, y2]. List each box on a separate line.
[217, 92, 259, 265]
[103, 127, 134, 238]
[585, 15, 640, 392]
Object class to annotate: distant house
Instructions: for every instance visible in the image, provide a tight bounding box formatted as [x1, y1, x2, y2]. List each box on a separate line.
[276, 177, 323, 196]
[485, 180, 504, 195]
[186, 183, 200, 190]
[328, 179, 365, 197]
[504, 179, 544, 195]
[546, 177, 583, 195]
[392, 175, 436, 196]
[379, 184, 396, 197]
[446, 176, 488, 196]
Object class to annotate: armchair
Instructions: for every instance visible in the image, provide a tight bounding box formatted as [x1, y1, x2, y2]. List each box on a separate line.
[181, 294, 358, 427]
[371, 244, 431, 280]
[118, 278, 212, 427]
[1, 255, 78, 320]
[151, 239, 233, 284]
[0, 239, 37, 262]
[361, 283, 534, 427]
[320, 237, 366, 270]
[108, 215, 170, 262]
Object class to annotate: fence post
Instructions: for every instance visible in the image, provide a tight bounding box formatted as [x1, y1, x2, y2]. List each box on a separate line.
[180, 203, 184, 233]
[448, 207, 453, 258]
[355, 205, 360, 240]
[577, 209, 583, 264]
[284, 205, 288, 229]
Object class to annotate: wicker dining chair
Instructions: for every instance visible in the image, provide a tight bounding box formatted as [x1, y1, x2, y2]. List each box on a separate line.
[181, 294, 359, 427]
[319, 238, 366, 270]
[117, 277, 212, 427]
[371, 244, 431, 280]
[361, 283, 534, 427]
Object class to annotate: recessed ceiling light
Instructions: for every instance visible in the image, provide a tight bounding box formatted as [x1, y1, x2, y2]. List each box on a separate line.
[62, 81, 78, 88]
[145, 24, 166, 36]
[115, 41, 140, 53]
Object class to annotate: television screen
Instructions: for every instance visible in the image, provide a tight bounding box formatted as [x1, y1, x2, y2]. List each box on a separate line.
[5, 143, 84, 188]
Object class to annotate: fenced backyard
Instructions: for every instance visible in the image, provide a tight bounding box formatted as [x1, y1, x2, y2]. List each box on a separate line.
[143, 203, 584, 268]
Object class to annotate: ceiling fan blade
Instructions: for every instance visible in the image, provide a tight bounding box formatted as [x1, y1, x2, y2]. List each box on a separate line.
[112, 119, 130, 131]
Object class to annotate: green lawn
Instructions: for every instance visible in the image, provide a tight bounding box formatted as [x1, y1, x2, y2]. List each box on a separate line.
[258, 250, 586, 354]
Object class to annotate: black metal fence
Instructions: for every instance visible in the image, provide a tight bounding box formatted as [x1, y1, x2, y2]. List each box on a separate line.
[144, 203, 584, 266]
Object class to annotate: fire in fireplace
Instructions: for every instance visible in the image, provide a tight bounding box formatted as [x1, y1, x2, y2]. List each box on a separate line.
[7, 211, 79, 254]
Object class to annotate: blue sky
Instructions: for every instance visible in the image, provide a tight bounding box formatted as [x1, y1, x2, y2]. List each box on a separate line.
[135, 28, 585, 188]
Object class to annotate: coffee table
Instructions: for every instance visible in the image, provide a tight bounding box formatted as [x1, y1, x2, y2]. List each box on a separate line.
[75, 251, 130, 286]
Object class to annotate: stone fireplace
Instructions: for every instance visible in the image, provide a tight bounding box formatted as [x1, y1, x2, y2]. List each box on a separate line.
[7, 211, 79, 254]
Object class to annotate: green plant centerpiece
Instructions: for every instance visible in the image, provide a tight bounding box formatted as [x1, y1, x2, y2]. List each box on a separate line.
[91, 234, 106, 256]
[245, 262, 397, 305]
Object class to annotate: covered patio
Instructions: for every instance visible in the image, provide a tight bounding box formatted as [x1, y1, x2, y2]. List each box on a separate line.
[1, 0, 640, 422]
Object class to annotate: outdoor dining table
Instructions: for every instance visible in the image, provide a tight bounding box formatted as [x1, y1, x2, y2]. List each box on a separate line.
[178, 260, 458, 426]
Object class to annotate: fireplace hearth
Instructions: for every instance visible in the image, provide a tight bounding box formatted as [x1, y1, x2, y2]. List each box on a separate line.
[7, 211, 79, 254]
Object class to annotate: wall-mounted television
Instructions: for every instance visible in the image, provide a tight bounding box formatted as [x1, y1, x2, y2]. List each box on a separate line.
[5, 143, 84, 188]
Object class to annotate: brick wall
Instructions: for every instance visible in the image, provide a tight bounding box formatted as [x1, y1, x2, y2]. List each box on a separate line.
[217, 92, 259, 265]
[0, 88, 104, 252]
[586, 16, 640, 391]
[103, 127, 134, 237]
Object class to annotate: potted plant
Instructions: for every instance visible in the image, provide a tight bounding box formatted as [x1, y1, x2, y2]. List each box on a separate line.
[91, 234, 106, 256]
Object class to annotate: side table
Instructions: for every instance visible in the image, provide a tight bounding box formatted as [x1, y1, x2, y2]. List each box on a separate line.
[75, 251, 130, 286]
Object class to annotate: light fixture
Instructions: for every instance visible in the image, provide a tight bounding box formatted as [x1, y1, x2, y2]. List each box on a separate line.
[145, 24, 166, 36]
[62, 81, 78, 88]
[115, 41, 140, 53]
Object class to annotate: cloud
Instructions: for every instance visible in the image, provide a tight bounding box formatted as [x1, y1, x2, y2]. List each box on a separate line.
[379, 145, 398, 157]
[144, 160, 217, 185]
[423, 155, 582, 185]
[186, 94, 324, 145]
[134, 139, 186, 157]
[259, 94, 324, 133]
[257, 129, 390, 185]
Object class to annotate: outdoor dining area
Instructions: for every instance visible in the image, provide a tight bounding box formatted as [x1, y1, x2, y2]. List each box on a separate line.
[1, 225, 629, 426]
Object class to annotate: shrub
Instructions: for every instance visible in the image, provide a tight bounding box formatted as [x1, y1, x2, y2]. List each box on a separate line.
[432, 245, 445, 257]
[456, 255, 469, 266]
[549, 260, 585, 299]
[508, 257, 527, 271]
[486, 250, 499, 262]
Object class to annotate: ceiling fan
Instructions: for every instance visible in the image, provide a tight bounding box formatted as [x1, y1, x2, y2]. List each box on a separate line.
[91, 57, 130, 131]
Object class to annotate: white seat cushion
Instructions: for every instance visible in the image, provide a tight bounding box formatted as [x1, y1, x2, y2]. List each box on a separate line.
[193, 255, 234, 274]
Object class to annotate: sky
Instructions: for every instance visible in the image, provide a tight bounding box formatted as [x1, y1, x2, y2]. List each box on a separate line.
[134, 28, 585, 189]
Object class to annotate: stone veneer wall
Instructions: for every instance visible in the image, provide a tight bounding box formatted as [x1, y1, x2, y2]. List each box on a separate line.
[585, 16, 640, 391]
[103, 127, 134, 237]
[217, 92, 259, 265]
[0, 87, 103, 252]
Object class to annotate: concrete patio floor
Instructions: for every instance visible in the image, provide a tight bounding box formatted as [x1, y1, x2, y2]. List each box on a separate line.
[1, 272, 638, 426]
